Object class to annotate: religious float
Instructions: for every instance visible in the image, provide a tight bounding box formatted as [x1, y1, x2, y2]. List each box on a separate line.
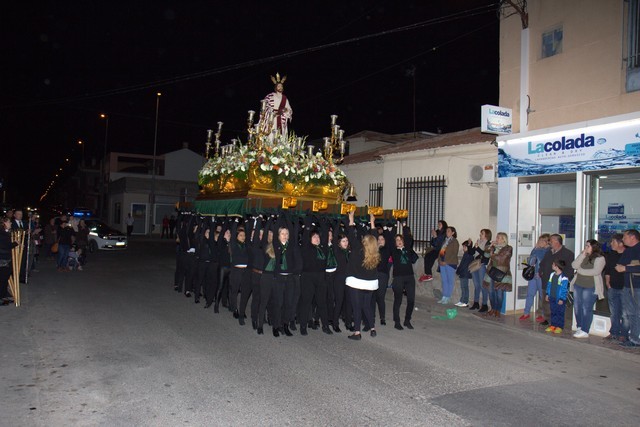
[194, 74, 407, 221]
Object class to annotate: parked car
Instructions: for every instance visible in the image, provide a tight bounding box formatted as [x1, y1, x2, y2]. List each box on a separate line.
[84, 219, 127, 252]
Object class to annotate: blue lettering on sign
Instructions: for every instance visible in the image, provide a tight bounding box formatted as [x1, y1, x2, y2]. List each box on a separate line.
[626, 142, 640, 155]
[527, 133, 596, 154]
[489, 108, 510, 117]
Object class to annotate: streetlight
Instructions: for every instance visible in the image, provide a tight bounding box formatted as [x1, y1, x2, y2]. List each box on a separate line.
[99, 113, 109, 220]
[150, 92, 161, 235]
[78, 140, 84, 166]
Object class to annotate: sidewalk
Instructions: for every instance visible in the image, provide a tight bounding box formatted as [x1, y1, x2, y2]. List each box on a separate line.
[414, 271, 639, 357]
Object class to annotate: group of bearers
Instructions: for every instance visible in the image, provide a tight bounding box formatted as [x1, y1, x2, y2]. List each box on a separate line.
[172, 210, 419, 340]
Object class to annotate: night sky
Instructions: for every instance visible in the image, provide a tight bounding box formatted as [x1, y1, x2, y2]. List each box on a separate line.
[1, 1, 499, 207]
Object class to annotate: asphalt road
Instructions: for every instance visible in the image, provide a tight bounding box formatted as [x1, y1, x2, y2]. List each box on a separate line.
[2, 240, 639, 426]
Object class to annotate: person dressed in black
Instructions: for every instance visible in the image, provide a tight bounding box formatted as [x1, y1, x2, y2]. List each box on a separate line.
[345, 211, 380, 340]
[174, 214, 197, 299]
[56, 220, 75, 272]
[323, 221, 339, 331]
[228, 219, 250, 319]
[256, 219, 276, 335]
[370, 214, 392, 326]
[214, 223, 232, 313]
[0, 217, 19, 305]
[169, 215, 177, 239]
[298, 215, 332, 336]
[419, 220, 447, 283]
[332, 219, 352, 331]
[195, 218, 220, 308]
[390, 222, 416, 330]
[239, 216, 269, 328]
[271, 213, 299, 337]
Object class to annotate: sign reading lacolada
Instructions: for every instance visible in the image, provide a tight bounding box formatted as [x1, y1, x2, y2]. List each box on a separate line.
[481, 104, 512, 135]
[497, 118, 640, 178]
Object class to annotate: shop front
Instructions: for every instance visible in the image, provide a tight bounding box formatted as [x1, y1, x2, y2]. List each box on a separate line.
[494, 112, 640, 334]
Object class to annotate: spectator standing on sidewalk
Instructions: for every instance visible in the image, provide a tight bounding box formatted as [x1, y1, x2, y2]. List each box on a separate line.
[470, 229, 492, 312]
[520, 234, 550, 321]
[0, 217, 18, 305]
[604, 233, 626, 342]
[75, 220, 89, 263]
[419, 220, 447, 283]
[169, 215, 177, 238]
[125, 213, 134, 238]
[437, 226, 459, 305]
[539, 234, 575, 326]
[56, 221, 75, 272]
[455, 239, 474, 308]
[43, 218, 57, 260]
[544, 259, 569, 334]
[161, 215, 169, 239]
[570, 239, 605, 339]
[615, 229, 640, 348]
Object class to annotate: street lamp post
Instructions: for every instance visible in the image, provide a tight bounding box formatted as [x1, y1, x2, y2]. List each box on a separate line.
[78, 140, 85, 167]
[150, 92, 161, 235]
[99, 114, 109, 220]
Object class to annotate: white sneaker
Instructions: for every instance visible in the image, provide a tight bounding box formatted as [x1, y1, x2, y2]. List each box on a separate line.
[455, 302, 468, 307]
[573, 330, 589, 338]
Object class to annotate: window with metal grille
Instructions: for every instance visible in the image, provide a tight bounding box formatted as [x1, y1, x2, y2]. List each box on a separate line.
[368, 182, 383, 207]
[541, 25, 563, 59]
[396, 176, 446, 252]
[627, 0, 640, 92]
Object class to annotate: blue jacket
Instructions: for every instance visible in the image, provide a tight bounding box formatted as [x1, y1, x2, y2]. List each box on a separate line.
[546, 272, 569, 301]
[528, 247, 549, 275]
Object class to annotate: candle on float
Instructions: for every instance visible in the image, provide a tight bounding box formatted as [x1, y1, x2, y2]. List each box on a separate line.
[261, 100, 267, 112]
[338, 129, 345, 141]
[323, 137, 330, 148]
[340, 140, 346, 154]
[307, 145, 314, 156]
[217, 121, 223, 132]
[248, 110, 255, 122]
[333, 125, 339, 135]
[207, 129, 213, 141]
[330, 115, 338, 126]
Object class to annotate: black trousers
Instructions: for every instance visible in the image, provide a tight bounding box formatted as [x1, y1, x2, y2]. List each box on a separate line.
[349, 286, 374, 332]
[198, 261, 219, 304]
[216, 266, 231, 307]
[282, 274, 299, 325]
[229, 266, 249, 312]
[175, 251, 196, 293]
[333, 274, 352, 327]
[299, 271, 329, 329]
[238, 269, 259, 319]
[0, 265, 11, 299]
[423, 250, 439, 276]
[392, 274, 416, 323]
[318, 271, 336, 323]
[258, 274, 284, 329]
[371, 272, 389, 323]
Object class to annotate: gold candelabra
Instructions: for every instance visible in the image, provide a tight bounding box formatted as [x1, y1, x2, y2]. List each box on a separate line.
[323, 114, 346, 164]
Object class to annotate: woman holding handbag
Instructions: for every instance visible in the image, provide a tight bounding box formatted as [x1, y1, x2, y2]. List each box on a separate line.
[437, 226, 459, 305]
[570, 239, 605, 338]
[482, 232, 513, 318]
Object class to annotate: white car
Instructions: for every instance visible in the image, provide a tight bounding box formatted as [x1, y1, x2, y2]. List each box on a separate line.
[85, 220, 128, 252]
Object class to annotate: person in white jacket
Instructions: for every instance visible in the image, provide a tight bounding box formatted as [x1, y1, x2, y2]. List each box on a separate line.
[570, 239, 605, 338]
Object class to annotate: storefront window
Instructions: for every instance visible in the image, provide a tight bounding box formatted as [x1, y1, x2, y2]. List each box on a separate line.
[539, 181, 576, 252]
[586, 170, 640, 315]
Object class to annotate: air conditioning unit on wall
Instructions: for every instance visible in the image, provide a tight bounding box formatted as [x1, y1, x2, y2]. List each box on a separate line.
[468, 163, 497, 184]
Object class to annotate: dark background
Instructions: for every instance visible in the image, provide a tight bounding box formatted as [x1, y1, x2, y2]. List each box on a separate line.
[0, 1, 500, 207]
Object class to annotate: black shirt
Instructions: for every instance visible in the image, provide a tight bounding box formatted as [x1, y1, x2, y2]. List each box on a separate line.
[604, 250, 624, 290]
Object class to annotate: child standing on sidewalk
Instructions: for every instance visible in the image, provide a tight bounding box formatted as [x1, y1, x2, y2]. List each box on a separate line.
[455, 239, 474, 307]
[545, 259, 569, 334]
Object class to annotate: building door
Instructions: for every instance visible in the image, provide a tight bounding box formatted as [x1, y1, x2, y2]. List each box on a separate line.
[131, 203, 147, 235]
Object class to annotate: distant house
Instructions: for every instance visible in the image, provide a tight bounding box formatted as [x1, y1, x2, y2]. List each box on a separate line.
[106, 145, 204, 235]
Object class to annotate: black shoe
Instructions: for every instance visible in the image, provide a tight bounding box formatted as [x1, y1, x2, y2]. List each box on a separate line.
[346, 323, 354, 332]
[289, 320, 297, 331]
[300, 326, 308, 336]
[309, 321, 318, 330]
[394, 322, 404, 331]
[239, 316, 245, 326]
[173, 285, 180, 292]
[348, 333, 362, 340]
[233, 310, 239, 319]
[184, 291, 192, 298]
[380, 319, 386, 326]
[272, 327, 280, 337]
[478, 305, 489, 313]
[333, 325, 342, 333]
[370, 329, 377, 337]
[314, 319, 320, 329]
[283, 325, 293, 337]
[469, 302, 480, 310]
[194, 297, 200, 304]
[540, 320, 549, 326]
[214, 304, 220, 313]
[363, 325, 371, 332]
[257, 327, 264, 335]
[322, 326, 333, 335]
[204, 301, 213, 309]
[403, 320, 414, 330]
[252, 320, 257, 330]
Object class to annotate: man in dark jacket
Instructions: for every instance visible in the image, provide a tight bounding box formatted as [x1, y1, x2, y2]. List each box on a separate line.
[539, 234, 575, 326]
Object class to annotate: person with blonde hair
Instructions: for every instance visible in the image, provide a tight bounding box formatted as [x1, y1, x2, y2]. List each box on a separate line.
[483, 232, 513, 318]
[345, 211, 380, 340]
